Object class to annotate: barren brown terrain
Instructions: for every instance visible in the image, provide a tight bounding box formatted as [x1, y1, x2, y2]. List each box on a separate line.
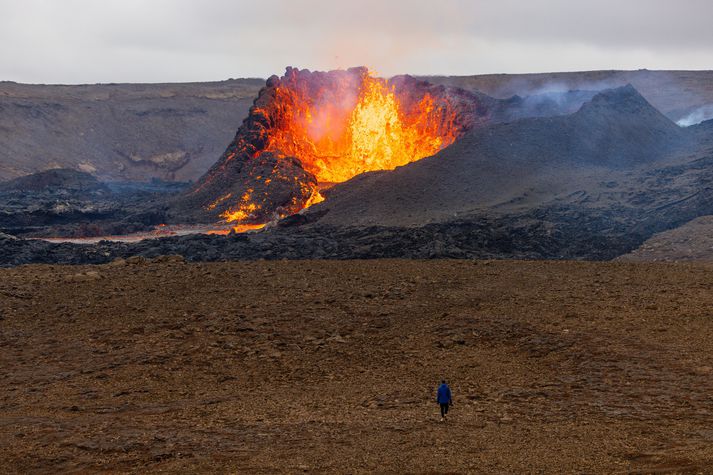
[3, 259, 713, 473]
[619, 215, 713, 263]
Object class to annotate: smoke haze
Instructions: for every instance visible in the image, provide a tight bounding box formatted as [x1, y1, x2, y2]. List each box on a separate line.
[676, 105, 713, 127]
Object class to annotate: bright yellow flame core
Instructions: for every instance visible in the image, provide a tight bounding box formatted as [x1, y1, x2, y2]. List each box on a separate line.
[350, 80, 436, 175]
[263, 71, 458, 184]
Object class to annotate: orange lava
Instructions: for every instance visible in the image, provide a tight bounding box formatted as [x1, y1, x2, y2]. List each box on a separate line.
[206, 223, 266, 235]
[220, 188, 259, 223]
[260, 70, 458, 184]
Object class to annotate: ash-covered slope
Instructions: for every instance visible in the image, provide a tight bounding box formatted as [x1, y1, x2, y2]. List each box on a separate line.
[306, 85, 688, 227]
[0, 79, 263, 182]
[490, 90, 599, 123]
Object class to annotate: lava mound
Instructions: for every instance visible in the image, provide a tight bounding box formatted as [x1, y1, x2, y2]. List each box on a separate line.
[171, 67, 483, 224]
[0, 168, 107, 193]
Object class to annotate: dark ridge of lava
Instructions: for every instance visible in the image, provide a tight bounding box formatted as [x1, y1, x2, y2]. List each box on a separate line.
[167, 67, 487, 224]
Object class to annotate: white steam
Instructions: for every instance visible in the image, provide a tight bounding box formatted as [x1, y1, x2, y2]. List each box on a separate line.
[676, 104, 713, 127]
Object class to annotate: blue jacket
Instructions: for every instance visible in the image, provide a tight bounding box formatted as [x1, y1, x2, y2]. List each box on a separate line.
[437, 383, 452, 404]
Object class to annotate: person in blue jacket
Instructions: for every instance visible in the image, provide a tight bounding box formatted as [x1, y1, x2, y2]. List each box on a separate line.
[436, 380, 452, 421]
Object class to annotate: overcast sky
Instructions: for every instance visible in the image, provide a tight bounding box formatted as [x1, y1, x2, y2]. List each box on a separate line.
[1, 0, 712, 84]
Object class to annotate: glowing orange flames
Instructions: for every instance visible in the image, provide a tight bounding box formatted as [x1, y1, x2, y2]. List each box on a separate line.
[259, 70, 458, 184]
[221, 189, 259, 223]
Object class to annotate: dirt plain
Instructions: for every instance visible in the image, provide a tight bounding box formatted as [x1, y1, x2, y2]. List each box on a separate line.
[3, 258, 713, 473]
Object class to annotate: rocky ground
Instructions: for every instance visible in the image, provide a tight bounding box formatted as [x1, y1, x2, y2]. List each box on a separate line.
[3, 259, 713, 473]
[0, 169, 187, 239]
[0, 210, 645, 266]
[618, 215, 713, 262]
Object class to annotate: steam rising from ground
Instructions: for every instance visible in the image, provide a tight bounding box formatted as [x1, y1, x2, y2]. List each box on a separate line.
[677, 104, 713, 127]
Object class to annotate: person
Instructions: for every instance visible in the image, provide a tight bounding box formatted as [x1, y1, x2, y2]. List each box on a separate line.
[436, 380, 452, 421]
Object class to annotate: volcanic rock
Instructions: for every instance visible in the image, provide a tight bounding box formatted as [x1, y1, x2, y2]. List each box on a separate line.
[567, 84, 686, 166]
[0, 170, 186, 238]
[171, 151, 317, 224]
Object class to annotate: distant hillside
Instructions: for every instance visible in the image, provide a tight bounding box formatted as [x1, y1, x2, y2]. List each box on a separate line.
[2, 70, 713, 185]
[423, 70, 713, 122]
[0, 79, 263, 182]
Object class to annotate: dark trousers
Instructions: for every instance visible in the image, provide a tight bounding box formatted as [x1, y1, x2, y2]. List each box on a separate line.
[440, 403, 449, 418]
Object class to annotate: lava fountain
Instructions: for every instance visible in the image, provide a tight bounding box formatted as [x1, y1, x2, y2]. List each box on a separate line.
[177, 67, 477, 226]
[260, 68, 459, 184]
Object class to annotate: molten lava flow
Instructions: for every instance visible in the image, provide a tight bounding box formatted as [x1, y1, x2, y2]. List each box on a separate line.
[261, 70, 459, 184]
[220, 189, 260, 222]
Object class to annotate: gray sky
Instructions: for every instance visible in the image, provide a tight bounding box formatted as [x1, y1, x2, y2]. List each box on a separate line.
[1, 0, 712, 84]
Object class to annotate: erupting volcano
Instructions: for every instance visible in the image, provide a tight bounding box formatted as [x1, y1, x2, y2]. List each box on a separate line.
[174, 67, 478, 226]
